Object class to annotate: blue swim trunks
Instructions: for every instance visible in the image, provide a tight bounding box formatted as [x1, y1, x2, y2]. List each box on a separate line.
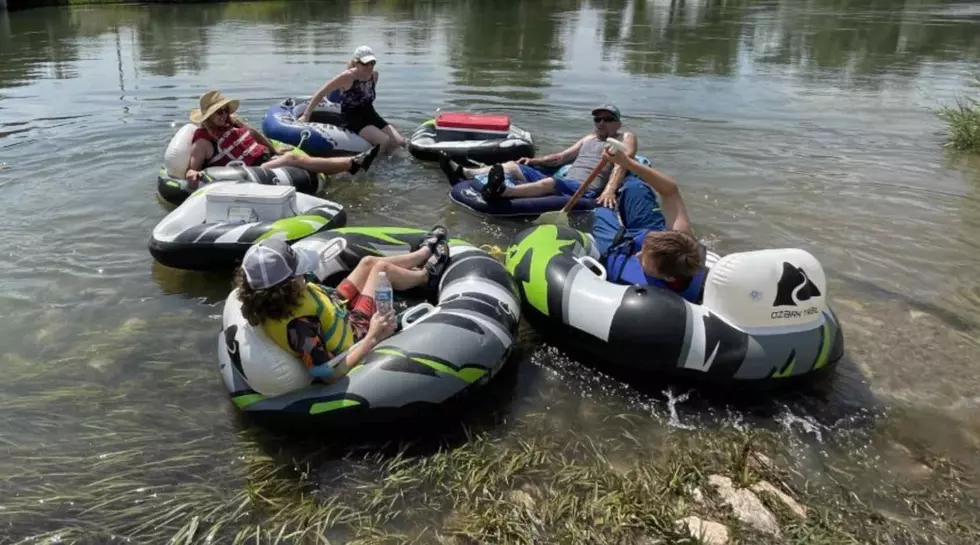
[517, 164, 600, 199]
[516, 164, 550, 183]
[592, 177, 666, 255]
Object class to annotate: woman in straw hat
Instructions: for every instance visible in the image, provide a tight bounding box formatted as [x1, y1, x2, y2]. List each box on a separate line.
[298, 45, 405, 157]
[186, 90, 379, 186]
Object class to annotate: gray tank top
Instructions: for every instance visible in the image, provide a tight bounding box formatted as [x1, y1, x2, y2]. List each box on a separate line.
[562, 137, 615, 190]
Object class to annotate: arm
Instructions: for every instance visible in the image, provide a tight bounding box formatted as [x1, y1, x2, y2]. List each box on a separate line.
[288, 311, 396, 383]
[604, 132, 636, 193]
[328, 336, 378, 380]
[530, 135, 590, 167]
[288, 317, 343, 381]
[301, 72, 353, 123]
[604, 150, 693, 237]
[288, 317, 376, 384]
[185, 139, 214, 182]
[596, 132, 637, 207]
[331, 309, 396, 380]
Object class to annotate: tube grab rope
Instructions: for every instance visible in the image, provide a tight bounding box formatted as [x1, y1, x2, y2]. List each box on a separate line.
[296, 129, 311, 152]
[479, 244, 506, 259]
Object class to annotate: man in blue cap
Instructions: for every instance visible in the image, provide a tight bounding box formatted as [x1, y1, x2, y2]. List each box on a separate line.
[438, 104, 637, 208]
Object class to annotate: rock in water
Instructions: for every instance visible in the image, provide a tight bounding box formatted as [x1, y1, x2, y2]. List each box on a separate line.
[708, 475, 781, 537]
[751, 481, 808, 520]
[675, 516, 730, 545]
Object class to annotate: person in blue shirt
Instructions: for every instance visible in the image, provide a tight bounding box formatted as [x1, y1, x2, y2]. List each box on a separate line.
[594, 146, 707, 303]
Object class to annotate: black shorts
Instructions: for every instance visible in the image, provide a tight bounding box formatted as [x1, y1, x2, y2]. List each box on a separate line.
[342, 104, 389, 134]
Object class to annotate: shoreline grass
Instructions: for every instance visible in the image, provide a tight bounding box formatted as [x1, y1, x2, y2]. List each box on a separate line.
[2, 410, 977, 545]
[939, 75, 980, 153]
[1, 332, 978, 545]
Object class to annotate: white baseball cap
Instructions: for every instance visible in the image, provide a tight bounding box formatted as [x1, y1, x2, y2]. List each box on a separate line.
[353, 45, 377, 64]
[241, 238, 319, 290]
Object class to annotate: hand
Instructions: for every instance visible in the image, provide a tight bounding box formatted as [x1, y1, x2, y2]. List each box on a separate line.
[602, 148, 633, 169]
[185, 169, 201, 189]
[274, 144, 294, 154]
[299, 114, 311, 124]
[366, 311, 396, 343]
[516, 157, 533, 165]
[597, 188, 617, 208]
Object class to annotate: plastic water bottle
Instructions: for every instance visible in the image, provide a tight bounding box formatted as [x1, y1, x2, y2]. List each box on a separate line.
[375, 271, 394, 315]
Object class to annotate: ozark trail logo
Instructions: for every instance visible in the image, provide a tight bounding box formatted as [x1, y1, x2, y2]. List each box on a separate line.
[772, 262, 821, 307]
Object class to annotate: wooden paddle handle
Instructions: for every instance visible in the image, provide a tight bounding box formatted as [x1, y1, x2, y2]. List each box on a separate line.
[560, 139, 628, 213]
[561, 157, 610, 213]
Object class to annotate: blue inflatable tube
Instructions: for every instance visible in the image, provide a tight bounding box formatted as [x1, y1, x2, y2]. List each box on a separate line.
[261, 92, 372, 157]
[449, 155, 652, 218]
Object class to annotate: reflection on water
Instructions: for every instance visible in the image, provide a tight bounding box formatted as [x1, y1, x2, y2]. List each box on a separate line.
[1, 0, 980, 541]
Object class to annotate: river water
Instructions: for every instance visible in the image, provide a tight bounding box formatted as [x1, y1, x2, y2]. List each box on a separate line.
[1, 0, 980, 541]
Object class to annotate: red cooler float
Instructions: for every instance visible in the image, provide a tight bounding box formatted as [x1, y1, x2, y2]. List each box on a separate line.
[408, 110, 535, 166]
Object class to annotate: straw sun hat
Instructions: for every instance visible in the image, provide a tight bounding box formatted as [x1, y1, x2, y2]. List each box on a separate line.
[189, 90, 240, 125]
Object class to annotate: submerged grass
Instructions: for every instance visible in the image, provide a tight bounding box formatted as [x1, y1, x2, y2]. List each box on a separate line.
[1, 405, 977, 545]
[939, 75, 980, 153]
[0, 317, 977, 544]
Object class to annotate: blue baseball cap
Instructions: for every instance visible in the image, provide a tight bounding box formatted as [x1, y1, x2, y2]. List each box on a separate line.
[591, 104, 621, 121]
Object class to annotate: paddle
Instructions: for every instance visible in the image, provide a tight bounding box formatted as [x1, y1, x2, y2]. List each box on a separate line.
[533, 137, 628, 226]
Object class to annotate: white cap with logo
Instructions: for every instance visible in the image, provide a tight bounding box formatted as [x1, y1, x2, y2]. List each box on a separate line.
[353, 45, 377, 64]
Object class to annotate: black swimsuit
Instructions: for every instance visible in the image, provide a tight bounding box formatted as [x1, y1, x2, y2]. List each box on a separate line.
[340, 74, 389, 133]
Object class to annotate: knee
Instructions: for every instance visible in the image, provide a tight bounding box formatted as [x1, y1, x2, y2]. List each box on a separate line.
[374, 134, 392, 150]
[369, 259, 390, 274]
[359, 255, 380, 270]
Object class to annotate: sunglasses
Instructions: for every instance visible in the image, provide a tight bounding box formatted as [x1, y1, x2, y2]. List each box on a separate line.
[359, 60, 377, 66]
[593, 116, 616, 123]
[215, 107, 230, 116]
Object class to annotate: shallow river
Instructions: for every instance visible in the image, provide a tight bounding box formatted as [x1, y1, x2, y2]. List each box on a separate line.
[1, 0, 980, 541]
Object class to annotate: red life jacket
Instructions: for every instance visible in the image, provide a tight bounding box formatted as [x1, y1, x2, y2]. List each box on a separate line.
[192, 126, 268, 167]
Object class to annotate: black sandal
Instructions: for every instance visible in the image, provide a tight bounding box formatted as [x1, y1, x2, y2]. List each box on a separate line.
[349, 144, 381, 175]
[480, 163, 506, 200]
[413, 224, 449, 253]
[438, 152, 466, 186]
[424, 241, 451, 290]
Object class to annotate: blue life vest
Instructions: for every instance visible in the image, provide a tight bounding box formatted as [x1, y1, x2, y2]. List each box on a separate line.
[603, 231, 707, 303]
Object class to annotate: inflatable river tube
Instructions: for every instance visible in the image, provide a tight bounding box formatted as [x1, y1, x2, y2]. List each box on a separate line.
[217, 227, 522, 425]
[149, 181, 346, 271]
[408, 112, 534, 166]
[157, 163, 324, 207]
[504, 225, 845, 388]
[160, 122, 323, 206]
[261, 96, 372, 157]
[450, 155, 653, 218]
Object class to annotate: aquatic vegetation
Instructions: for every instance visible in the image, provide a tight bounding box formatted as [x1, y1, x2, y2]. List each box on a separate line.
[2, 393, 976, 545]
[939, 76, 980, 153]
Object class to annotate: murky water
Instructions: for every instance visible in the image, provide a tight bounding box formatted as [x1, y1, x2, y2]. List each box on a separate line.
[2, 0, 980, 541]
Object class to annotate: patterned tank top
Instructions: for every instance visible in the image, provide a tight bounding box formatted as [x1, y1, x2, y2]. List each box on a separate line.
[341, 72, 376, 111]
